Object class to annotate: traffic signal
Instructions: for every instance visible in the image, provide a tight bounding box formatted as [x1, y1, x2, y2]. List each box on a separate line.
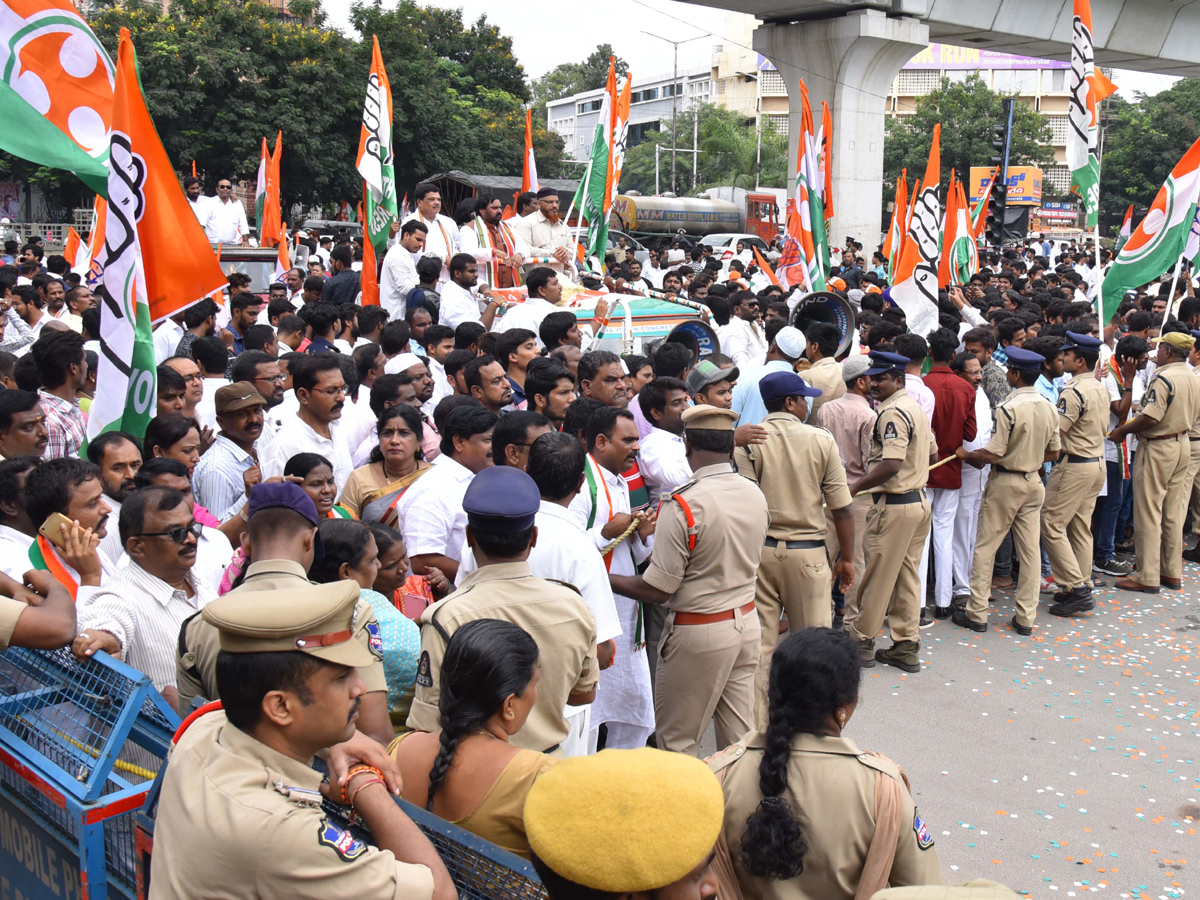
[986, 100, 1014, 249]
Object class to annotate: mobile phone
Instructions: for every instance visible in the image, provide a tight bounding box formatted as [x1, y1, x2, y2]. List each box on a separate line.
[38, 512, 76, 550]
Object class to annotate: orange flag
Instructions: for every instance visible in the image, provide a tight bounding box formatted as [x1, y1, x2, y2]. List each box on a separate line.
[261, 131, 282, 248]
[752, 246, 779, 287]
[359, 190, 379, 306]
[882, 169, 906, 274]
[274, 224, 290, 283]
[521, 107, 539, 194]
[821, 101, 834, 228]
[191, 160, 197, 178]
[938, 170, 958, 288]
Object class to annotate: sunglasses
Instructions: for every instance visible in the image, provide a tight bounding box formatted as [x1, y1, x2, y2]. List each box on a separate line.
[139, 521, 202, 544]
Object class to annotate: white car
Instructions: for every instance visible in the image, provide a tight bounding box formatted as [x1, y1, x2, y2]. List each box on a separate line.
[703, 233, 779, 264]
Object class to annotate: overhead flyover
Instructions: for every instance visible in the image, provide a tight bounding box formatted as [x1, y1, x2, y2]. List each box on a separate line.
[680, 0, 1200, 247]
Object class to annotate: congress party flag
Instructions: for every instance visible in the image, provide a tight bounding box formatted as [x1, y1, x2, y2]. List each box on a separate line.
[888, 123, 942, 336]
[63, 225, 90, 278]
[89, 28, 227, 442]
[882, 170, 907, 280]
[820, 101, 834, 230]
[568, 58, 620, 270]
[522, 107, 539, 194]
[787, 79, 829, 292]
[255, 137, 269, 239]
[357, 35, 398, 253]
[970, 165, 998, 238]
[949, 179, 978, 286]
[256, 131, 282, 248]
[1067, 0, 1117, 228]
[273, 224, 289, 284]
[1115, 204, 1134, 254]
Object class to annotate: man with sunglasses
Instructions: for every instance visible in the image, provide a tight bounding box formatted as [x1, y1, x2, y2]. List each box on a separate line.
[72, 485, 215, 711]
[204, 178, 249, 246]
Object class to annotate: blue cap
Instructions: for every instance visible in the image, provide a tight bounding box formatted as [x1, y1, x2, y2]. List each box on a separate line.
[1190, 329, 1200, 343]
[760, 371, 822, 402]
[246, 482, 324, 559]
[1004, 345, 1046, 371]
[864, 350, 910, 377]
[1061, 330, 1102, 352]
[463, 466, 540, 535]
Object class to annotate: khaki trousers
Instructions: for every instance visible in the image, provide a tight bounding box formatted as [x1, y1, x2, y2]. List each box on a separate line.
[654, 607, 760, 757]
[1185, 440, 1200, 535]
[1132, 435, 1189, 584]
[1041, 459, 1106, 590]
[826, 494, 871, 615]
[845, 496, 931, 646]
[967, 470, 1044, 627]
[753, 543, 830, 729]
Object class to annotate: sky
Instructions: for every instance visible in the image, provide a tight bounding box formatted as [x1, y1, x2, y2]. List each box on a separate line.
[320, 0, 1179, 97]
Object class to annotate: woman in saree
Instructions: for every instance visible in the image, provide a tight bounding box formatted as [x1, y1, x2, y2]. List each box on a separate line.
[339, 405, 431, 526]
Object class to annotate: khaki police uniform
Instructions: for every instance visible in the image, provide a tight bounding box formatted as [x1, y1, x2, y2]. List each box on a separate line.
[803, 357, 846, 418]
[735, 412, 852, 727]
[175, 559, 388, 716]
[1042, 372, 1109, 590]
[965, 387, 1059, 626]
[1182, 365, 1200, 541]
[644, 460, 770, 757]
[1131, 360, 1200, 585]
[845, 388, 934, 661]
[709, 732, 943, 900]
[407, 561, 598, 754]
[0, 596, 24, 651]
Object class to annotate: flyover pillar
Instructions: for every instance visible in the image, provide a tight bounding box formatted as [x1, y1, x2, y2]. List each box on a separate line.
[755, 9, 929, 253]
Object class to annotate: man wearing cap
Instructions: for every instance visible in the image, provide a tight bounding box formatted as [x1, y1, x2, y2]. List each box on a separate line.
[737, 372, 854, 727]
[407, 467, 599, 754]
[193, 381, 267, 522]
[730, 324, 806, 426]
[1110, 327, 1200, 593]
[953, 346, 1061, 635]
[151, 578, 456, 900]
[175, 482, 396, 745]
[610, 405, 770, 756]
[1040, 332, 1109, 616]
[509, 187, 577, 283]
[801, 323, 846, 418]
[525, 747, 722, 900]
[688, 358, 767, 449]
[844, 351, 936, 672]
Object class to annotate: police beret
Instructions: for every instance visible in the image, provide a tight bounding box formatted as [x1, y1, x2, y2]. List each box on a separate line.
[865, 350, 910, 377]
[1060, 330, 1101, 353]
[524, 748, 724, 893]
[1004, 346, 1045, 371]
[681, 404, 738, 431]
[463, 466, 539, 534]
[760, 370, 821, 402]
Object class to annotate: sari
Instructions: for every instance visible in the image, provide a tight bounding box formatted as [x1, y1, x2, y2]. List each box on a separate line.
[360, 466, 430, 528]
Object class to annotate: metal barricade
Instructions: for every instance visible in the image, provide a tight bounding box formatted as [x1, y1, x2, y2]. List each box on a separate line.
[0, 647, 179, 900]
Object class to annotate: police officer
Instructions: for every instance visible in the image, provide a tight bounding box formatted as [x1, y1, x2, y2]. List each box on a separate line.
[1112, 329, 1200, 593]
[735, 371, 854, 728]
[610, 405, 770, 757]
[954, 346, 1060, 634]
[845, 351, 935, 673]
[407, 466, 599, 753]
[150, 581, 456, 900]
[1041, 331, 1109, 615]
[1183, 329, 1200, 566]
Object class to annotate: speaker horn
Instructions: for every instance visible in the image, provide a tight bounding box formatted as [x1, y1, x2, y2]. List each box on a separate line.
[665, 318, 721, 362]
[790, 291, 858, 359]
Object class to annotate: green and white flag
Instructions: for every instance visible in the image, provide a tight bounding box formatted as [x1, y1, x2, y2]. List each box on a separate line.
[254, 137, 268, 229]
[568, 60, 616, 271]
[357, 36, 397, 251]
[1067, 0, 1117, 229]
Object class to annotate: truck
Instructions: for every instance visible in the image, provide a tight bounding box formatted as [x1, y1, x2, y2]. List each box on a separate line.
[610, 185, 782, 244]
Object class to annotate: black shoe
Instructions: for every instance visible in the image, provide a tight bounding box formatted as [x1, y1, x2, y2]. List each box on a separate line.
[951, 608, 987, 632]
[1049, 598, 1095, 616]
[856, 639, 876, 668]
[875, 641, 921, 673]
[1009, 615, 1033, 636]
[919, 611, 935, 630]
[934, 605, 952, 619]
[1052, 590, 1068, 604]
[1093, 558, 1130, 577]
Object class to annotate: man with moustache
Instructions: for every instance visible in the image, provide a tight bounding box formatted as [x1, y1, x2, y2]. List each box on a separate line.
[194, 383, 268, 522]
[0, 389, 48, 460]
[162, 355, 205, 420]
[261, 356, 354, 494]
[86, 431, 144, 563]
[510, 187, 577, 283]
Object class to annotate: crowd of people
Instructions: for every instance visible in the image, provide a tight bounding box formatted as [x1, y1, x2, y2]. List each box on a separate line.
[0, 177, 1182, 900]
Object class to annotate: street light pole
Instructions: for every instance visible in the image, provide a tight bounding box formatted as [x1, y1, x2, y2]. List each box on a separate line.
[642, 31, 705, 195]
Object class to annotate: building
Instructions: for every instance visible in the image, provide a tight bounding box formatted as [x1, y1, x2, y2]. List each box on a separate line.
[546, 67, 713, 162]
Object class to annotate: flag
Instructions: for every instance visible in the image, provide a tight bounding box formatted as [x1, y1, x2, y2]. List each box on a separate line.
[1068, 0, 1117, 228]
[273, 224, 289, 283]
[606, 76, 631, 213]
[357, 35, 398, 252]
[522, 107, 540, 194]
[359, 192, 379, 307]
[89, 28, 227, 442]
[191, 160, 196, 178]
[1101, 134, 1200, 324]
[0, 0, 114, 195]
[945, 179, 978, 286]
[752, 246, 779, 287]
[820, 101, 834, 230]
[788, 79, 829, 293]
[882, 169, 907, 280]
[970, 165, 998, 238]
[1115, 203, 1134, 253]
[85, 195, 106, 288]
[400, 192, 410, 219]
[63, 226, 88, 277]
[938, 170, 959, 288]
[255, 137, 268, 239]
[260, 131, 282, 248]
[888, 123, 942, 336]
[775, 201, 804, 290]
[568, 58, 618, 270]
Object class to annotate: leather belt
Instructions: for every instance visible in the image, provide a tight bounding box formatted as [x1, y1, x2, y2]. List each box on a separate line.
[1191, 437, 1200, 443]
[871, 489, 924, 505]
[673, 600, 757, 626]
[1144, 432, 1185, 441]
[764, 537, 825, 549]
[1065, 454, 1100, 464]
[995, 465, 1034, 475]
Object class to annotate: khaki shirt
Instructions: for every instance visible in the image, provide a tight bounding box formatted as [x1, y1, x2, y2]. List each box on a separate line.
[736, 412, 852, 540]
[986, 386, 1060, 471]
[1056, 372, 1110, 457]
[642, 463, 770, 613]
[149, 710, 434, 900]
[508, 210, 575, 281]
[176, 560, 387, 716]
[407, 562, 598, 752]
[803, 357, 846, 417]
[867, 388, 935, 494]
[709, 732, 942, 900]
[0, 595, 24, 651]
[1141, 361, 1200, 437]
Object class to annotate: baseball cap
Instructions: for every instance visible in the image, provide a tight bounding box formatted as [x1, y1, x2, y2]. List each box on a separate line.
[215, 381, 268, 416]
[685, 359, 738, 395]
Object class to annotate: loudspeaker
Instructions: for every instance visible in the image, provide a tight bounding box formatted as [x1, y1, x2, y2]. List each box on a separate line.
[665, 318, 721, 361]
[790, 291, 858, 359]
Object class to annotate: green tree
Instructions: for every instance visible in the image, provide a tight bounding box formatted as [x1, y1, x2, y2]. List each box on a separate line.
[530, 44, 629, 115]
[883, 75, 1053, 193]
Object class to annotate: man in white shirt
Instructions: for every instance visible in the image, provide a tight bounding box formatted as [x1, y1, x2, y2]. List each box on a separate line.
[642, 249, 666, 289]
[394, 404, 497, 583]
[183, 176, 212, 230]
[379, 219, 427, 320]
[260, 356, 354, 494]
[204, 177, 249, 245]
[636, 376, 692, 509]
[0, 457, 39, 581]
[492, 266, 563, 339]
[439, 253, 502, 332]
[401, 182, 458, 284]
[508, 187, 576, 283]
[952, 352, 993, 605]
[719, 290, 768, 368]
[459, 195, 527, 290]
[152, 313, 186, 366]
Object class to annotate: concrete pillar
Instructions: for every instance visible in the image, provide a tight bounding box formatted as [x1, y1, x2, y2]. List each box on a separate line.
[755, 9, 929, 252]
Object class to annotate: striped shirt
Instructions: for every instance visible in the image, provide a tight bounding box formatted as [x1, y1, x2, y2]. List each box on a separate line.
[38, 390, 86, 459]
[77, 562, 214, 692]
[194, 435, 256, 522]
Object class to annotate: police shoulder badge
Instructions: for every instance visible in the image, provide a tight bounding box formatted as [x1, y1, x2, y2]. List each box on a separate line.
[1056, 395, 1067, 413]
[318, 817, 368, 861]
[365, 620, 383, 661]
[1145, 388, 1156, 405]
[913, 808, 934, 850]
[415, 650, 433, 688]
[883, 420, 898, 440]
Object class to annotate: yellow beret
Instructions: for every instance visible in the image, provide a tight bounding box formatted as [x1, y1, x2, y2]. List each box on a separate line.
[1152, 331, 1195, 350]
[681, 403, 738, 431]
[524, 748, 724, 892]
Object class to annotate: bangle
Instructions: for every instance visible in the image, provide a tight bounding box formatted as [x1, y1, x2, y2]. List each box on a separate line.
[349, 776, 385, 808]
[341, 764, 385, 805]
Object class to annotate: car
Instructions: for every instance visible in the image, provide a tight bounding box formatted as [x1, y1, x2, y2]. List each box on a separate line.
[704, 232, 779, 264]
[218, 245, 311, 299]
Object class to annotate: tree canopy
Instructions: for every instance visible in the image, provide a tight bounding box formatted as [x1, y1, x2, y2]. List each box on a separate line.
[530, 44, 629, 116]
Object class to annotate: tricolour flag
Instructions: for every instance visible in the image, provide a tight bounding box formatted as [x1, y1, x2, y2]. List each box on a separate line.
[255, 137, 268, 239]
[1115, 204, 1134, 253]
[945, 178, 978, 286]
[888, 123, 942, 336]
[883, 169, 907, 280]
[85, 195, 105, 288]
[359, 190, 379, 307]
[568, 58, 618, 271]
[0, 0, 114, 195]
[357, 35, 398, 253]
[89, 28, 227, 442]
[522, 107, 539, 194]
[260, 131, 282, 248]
[273, 224, 289, 284]
[820, 101, 834, 230]
[970, 164, 998, 238]
[1067, 0, 1117, 228]
[788, 79, 829, 292]
[63, 226, 90, 277]
[1101, 134, 1200, 324]
[938, 170, 959, 288]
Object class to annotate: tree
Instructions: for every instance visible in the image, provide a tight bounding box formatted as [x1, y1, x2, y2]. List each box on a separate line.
[530, 44, 629, 115]
[883, 75, 1054, 193]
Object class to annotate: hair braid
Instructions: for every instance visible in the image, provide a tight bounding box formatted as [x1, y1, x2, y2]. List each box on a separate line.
[425, 727, 463, 811]
[739, 704, 807, 879]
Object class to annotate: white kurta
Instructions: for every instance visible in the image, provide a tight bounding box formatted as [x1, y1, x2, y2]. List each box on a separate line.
[402, 212, 458, 284]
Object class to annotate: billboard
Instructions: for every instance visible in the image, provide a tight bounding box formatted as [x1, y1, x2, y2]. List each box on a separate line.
[969, 166, 1042, 207]
[904, 43, 1070, 71]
